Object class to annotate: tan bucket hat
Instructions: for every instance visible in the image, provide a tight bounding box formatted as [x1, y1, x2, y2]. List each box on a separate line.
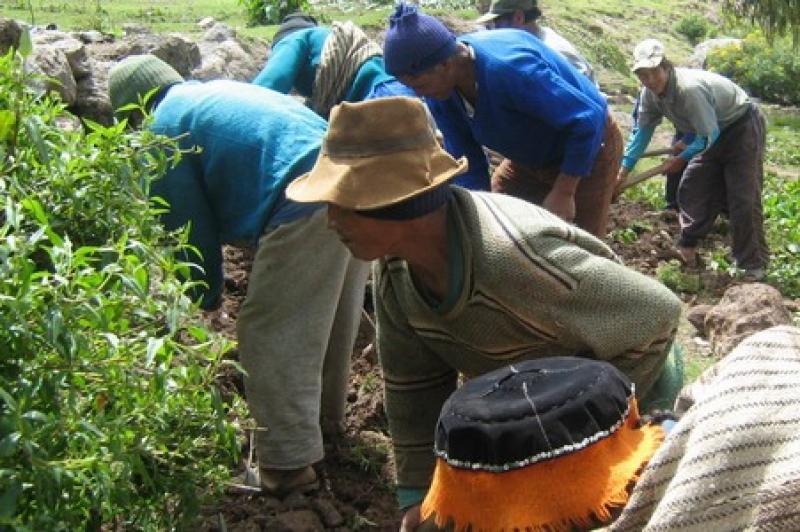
[286, 96, 468, 211]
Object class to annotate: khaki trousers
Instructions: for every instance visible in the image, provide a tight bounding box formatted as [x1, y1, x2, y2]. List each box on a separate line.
[237, 207, 369, 468]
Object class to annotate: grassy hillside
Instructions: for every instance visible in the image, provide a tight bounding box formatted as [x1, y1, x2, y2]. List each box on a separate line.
[4, 0, 731, 92]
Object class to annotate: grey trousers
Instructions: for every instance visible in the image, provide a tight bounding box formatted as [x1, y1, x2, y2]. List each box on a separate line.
[237, 207, 369, 469]
[677, 105, 769, 270]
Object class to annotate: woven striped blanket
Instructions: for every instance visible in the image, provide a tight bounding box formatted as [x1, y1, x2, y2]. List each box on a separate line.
[610, 325, 800, 531]
[311, 21, 382, 118]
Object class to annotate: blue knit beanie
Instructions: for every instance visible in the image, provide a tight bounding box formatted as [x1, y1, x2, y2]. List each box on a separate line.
[384, 3, 457, 77]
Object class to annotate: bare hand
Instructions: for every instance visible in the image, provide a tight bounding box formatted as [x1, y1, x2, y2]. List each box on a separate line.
[543, 174, 579, 222]
[671, 140, 687, 155]
[400, 505, 422, 532]
[662, 156, 687, 176]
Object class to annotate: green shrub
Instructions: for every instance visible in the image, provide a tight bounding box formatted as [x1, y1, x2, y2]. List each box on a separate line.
[763, 173, 800, 297]
[1, 44, 243, 529]
[238, 0, 311, 27]
[706, 32, 800, 106]
[675, 14, 709, 45]
[657, 260, 702, 293]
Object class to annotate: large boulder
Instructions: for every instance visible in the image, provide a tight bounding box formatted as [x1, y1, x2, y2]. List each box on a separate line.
[704, 283, 793, 357]
[71, 62, 113, 125]
[111, 33, 201, 77]
[688, 38, 742, 69]
[31, 29, 91, 78]
[26, 46, 77, 105]
[192, 23, 267, 82]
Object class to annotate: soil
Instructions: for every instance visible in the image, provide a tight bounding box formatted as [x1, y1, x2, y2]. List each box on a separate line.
[196, 197, 777, 531]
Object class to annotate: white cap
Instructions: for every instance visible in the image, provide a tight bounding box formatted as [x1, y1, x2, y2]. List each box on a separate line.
[632, 39, 665, 72]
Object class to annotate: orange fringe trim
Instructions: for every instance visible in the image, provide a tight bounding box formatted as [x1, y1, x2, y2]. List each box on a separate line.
[420, 399, 664, 532]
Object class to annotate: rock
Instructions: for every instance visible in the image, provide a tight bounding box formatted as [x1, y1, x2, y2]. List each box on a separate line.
[202, 22, 236, 43]
[267, 510, 324, 531]
[109, 33, 201, 77]
[688, 38, 742, 69]
[785, 299, 800, 313]
[198, 17, 216, 30]
[31, 30, 91, 78]
[26, 46, 77, 105]
[73, 30, 108, 44]
[71, 61, 113, 125]
[146, 34, 202, 77]
[193, 39, 265, 82]
[312, 498, 344, 528]
[686, 304, 713, 334]
[121, 23, 151, 36]
[0, 17, 23, 55]
[704, 283, 793, 357]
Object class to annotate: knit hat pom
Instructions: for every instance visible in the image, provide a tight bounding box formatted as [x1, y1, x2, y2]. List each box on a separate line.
[384, 2, 457, 77]
[389, 1, 419, 27]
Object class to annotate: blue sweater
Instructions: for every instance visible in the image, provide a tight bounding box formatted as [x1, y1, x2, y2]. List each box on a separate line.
[252, 27, 394, 105]
[427, 30, 607, 185]
[150, 81, 326, 309]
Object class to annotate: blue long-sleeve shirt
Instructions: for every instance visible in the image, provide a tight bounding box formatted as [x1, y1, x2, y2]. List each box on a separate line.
[150, 80, 326, 308]
[252, 27, 394, 105]
[426, 30, 607, 185]
[624, 96, 699, 170]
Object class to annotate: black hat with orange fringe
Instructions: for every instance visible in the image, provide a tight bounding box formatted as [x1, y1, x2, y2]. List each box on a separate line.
[420, 357, 664, 531]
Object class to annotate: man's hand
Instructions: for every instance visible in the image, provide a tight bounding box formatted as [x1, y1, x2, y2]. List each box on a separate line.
[671, 140, 687, 155]
[543, 173, 580, 222]
[400, 504, 422, 532]
[662, 156, 687, 176]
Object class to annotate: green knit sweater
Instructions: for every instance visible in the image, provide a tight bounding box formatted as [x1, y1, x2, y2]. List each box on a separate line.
[374, 188, 681, 490]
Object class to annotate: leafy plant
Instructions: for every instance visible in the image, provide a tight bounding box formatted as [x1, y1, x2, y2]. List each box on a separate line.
[722, 0, 800, 46]
[675, 14, 709, 45]
[1, 43, 244, 529]
[707, 32, 800, 106]
[611, 220, 653, 245]
[762, 172, 800, 297]
[657, 260, 702, 293]
[621, 176, 667, 210]
[238, 0, 311, 26]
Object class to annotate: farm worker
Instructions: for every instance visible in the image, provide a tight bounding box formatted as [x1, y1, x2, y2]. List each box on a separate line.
[414, 357, 666, 531]
[630, 97, 696, 212]
[617, 39, 768, 279]
[108, 54, 368, 496]
[476, 0, 597, 86]
[285, 96, 683, 521]
[252, 12, 413, 119]
[382, 3, 622, 237]
[406, 325, 800, 531]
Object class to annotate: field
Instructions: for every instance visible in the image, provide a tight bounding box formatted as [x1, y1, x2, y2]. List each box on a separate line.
[2, 0, 799, 529]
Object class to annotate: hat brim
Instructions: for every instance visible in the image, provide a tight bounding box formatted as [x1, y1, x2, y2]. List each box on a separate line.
[286, 150, 468, 211]
[475, 11, 501, 24]
[632, 56, 663, 72]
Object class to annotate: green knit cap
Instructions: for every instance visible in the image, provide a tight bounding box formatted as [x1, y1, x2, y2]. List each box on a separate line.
[108, 54, 183, 114]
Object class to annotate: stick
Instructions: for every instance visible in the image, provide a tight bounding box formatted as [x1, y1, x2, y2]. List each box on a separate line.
[641, 147, 673, 158]
[618, 162, 669, 192]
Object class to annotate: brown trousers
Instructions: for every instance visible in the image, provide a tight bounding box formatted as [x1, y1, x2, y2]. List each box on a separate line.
[490, 114, 623, 238]
[677, 104, 769, 270]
